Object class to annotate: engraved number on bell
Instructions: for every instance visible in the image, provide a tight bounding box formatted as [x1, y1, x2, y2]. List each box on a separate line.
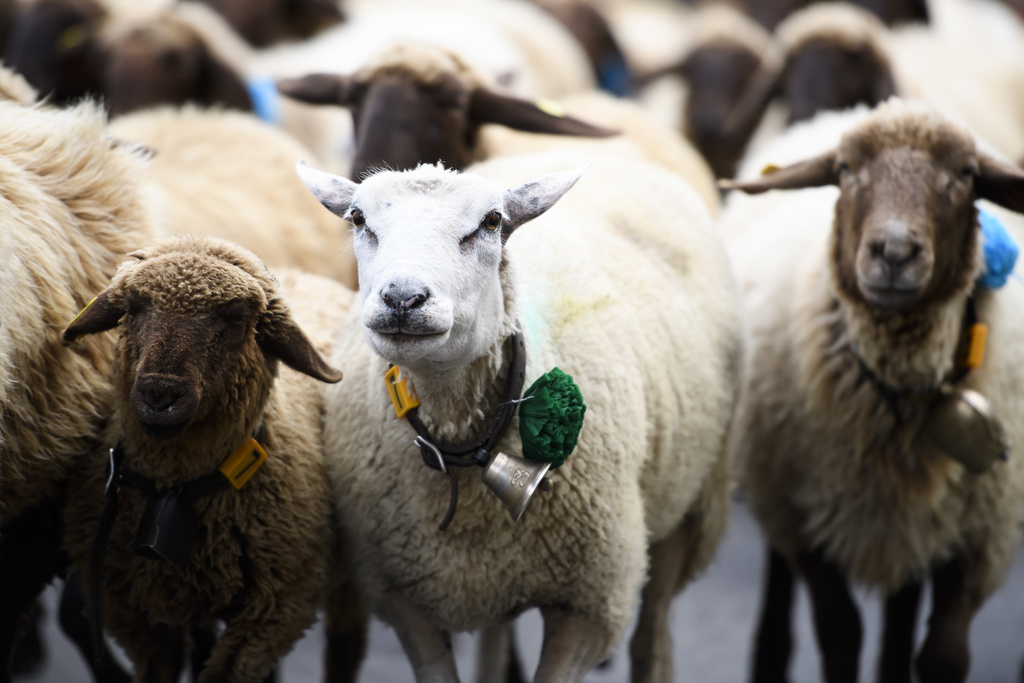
[512, 468, 529, 487]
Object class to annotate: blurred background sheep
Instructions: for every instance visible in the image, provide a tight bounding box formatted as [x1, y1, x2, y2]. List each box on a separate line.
[2, 0, 1023, 681]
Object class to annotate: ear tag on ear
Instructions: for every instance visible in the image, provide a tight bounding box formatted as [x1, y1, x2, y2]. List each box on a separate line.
[56, 23, 87, 54]
[385, 365, 419, 418]
[67, 297, 97, 328]
[219, 438, 268, 490]
[536, 99, 566, 118]
[761, 164, 781, 176]
[966, 323, 988, 370]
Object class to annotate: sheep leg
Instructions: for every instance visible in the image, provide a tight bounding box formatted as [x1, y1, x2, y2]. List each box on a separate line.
[796, 548, 862, 683]
[876, 579, 922, 683]
[915, 556, 979, 683]
[57, 572, 131, 683]
[323, 575, 369, 683]
[533, 607, 608, 683]
[475, 622, 525, 683]
[196, 610, 314, 683]
[629, 521, 690, 683]
[113, 619, 186, 683]
[378, 590, 459, 683]
[750, 545, 796, 683]
[0, 500, 64, 683]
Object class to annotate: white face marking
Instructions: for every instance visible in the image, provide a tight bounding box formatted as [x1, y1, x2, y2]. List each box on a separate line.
[349, 168, 508, 370]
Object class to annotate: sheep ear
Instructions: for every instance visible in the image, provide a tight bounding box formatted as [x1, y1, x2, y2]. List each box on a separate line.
[718, 151, 838, 194]
[501, 165, 587, 240]
[63, 290, 123, 343]
[296, 161, 357, 216]
[468, 88, 618, 138]
[259, 315, 343, 383]
[976, 152, 1024, 213]
[277, 73, 353, 106]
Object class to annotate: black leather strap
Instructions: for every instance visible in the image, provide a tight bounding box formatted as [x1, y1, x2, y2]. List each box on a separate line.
[401, 326, 527, 530]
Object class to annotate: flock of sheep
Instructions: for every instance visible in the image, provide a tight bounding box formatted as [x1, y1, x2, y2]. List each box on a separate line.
[0, 0, 1023, 682]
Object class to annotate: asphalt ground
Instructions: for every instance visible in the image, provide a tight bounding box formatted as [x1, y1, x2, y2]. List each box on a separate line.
[15, 497, 1024, 682]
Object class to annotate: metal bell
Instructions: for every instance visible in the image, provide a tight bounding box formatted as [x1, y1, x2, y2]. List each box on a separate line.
[924, 388, 1011, 474]
[482, 451, 552, 522]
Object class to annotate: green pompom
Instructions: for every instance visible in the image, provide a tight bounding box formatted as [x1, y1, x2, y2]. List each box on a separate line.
[518, 367, 586, 469]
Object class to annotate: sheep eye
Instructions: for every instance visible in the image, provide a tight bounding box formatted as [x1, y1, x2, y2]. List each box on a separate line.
[349, 209, 366, 227]
[837, 161, 852, 174]
[960, 165, 976, 179]
[481, 211, 502, 231]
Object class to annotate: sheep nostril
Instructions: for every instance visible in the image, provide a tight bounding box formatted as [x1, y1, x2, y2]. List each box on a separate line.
[382, 290, 400, 310]
[142, 387, 182, 412]
[402, 293, 426, 310]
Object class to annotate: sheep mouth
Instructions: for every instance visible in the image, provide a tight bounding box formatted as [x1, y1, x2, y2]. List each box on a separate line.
[131, 375, 200, 440]
[859, 283, 924, 311]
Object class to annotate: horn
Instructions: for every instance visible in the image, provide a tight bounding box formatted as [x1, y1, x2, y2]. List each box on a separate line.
[481, 451, 552, 522]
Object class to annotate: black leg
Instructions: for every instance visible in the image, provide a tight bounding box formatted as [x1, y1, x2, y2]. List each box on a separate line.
[915, 556, 979, 683]
[10, 602, 44, 676]
[58, 572, 131, 683]
[751, 545, 795, 683]
[877, 579, 922, 683]
[0, 500, 63, 683]
[797, 547, 862, 683]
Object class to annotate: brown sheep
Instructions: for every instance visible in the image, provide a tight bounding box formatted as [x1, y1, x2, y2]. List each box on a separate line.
[721, 100, 1024, 683]
[61, 236, 361, 683]
[277, 41, 617, 180]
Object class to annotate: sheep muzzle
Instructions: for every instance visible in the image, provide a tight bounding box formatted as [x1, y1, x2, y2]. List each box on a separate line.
[131, 373, 200, 439]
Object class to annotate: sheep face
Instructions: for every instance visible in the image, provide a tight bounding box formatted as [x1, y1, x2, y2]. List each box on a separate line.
[64, 238, 342, 440]
[783, 39, 895, 125]
[102, 18, 251, 117]
[197, 0, 343, 48]
[680, 42, 764, 179]
[277, 44, 615, 180]
[3, 0, 105, 105]
[720, 102, 1024, 312]
[297, 162, 584, 369]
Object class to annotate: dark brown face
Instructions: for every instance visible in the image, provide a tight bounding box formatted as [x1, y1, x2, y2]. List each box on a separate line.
[681, 43, 762, 178]
[4, 0, 105, 105]
[103, 22, 251, 118]
[120, 291, 266, 440]
[848, 0, 929, 25]
[348, 73, 473, 180]
[197, 0, 343, 48]
[784, 39, 896, 125]
[832, 139, 978, 311]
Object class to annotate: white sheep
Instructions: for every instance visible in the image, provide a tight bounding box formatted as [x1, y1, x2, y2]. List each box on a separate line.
[108, 104, 358, 289]
[297, 151, 741, 682]
[61, 235, 362, 683]
[720, 98, 1024, 683]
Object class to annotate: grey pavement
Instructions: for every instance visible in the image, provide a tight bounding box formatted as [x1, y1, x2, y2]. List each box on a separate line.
[15, 497, 1024, 682]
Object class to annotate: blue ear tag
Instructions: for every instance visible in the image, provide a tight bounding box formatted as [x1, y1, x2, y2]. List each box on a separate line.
[977, 208, 1019, 289]
[246, 75, 281, 126]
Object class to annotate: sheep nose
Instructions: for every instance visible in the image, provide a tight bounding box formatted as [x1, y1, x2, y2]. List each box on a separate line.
[871, 236, 922, 271]
[382, 285, 429, 311]
[139, 380, 185, 412]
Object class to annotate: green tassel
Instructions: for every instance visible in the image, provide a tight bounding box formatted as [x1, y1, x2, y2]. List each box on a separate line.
[518, 367, 586, 469]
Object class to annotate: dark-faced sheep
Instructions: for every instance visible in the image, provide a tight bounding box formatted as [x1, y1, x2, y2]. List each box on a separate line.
[61, 235, 362, 683]
[721, 99, 1024, 683]
[196, 0, 344, 48]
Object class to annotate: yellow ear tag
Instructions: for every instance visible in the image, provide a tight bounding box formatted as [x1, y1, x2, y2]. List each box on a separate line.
[965, 323, 988, 370]
[219, 437, 268, 490]
[536, 98, 566, 118]
[68, 297, 97, 327]
[385, 365, 419, 418]
[761, 164, 781, 176]
[57, 23, 87, 54]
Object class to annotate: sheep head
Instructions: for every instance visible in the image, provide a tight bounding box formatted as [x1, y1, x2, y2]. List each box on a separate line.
[102, 15, 251, 117]
[720, 101, 1024, 312]
[197, 0, 344, 48]
[278, 42, 615, 181]
[297, 161, 584, 370]
[63, 236, 341, 440]
[3, 0, 106, 105]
